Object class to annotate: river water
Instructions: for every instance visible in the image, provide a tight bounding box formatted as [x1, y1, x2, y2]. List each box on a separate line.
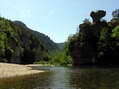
[0, 66, 119, 89]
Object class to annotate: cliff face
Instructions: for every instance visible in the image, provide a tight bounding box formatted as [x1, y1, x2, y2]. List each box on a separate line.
[67, 10, 119, 66]
[70, 23, 105, 66]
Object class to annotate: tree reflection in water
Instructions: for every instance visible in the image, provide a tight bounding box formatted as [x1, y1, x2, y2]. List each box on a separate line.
[0, 67, 119, 89]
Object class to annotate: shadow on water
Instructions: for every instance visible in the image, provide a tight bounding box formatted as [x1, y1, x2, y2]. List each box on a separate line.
[0, 66, 119, 89]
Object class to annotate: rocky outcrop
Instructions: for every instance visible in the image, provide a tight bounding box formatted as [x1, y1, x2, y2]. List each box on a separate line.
[67, 10, 119, 66]
[90, 10, 106, 24]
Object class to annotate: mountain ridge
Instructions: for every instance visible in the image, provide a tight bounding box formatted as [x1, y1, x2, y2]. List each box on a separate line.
[13, 21, 61, 52]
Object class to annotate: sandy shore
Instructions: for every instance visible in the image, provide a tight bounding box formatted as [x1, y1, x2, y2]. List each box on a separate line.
[0, 63, 44, 78]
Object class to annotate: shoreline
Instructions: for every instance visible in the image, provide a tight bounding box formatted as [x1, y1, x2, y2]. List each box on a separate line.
[0, 63, 44, 78]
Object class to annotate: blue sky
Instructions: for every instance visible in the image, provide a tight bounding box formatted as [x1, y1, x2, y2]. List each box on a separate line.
[0, 0, 119, 43]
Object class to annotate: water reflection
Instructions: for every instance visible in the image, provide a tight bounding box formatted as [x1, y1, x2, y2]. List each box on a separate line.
[68, 68, 119, 89]
[0, 67, 119, 89]
[0, 72, 53, 89]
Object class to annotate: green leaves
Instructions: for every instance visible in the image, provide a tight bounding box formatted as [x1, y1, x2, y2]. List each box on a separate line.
[100, 27, 109, 41]
[50, 51, 72, 66]
[112, 9, 119, 19]
[111, 26, 119, 38]
[0, 17, 48, 64]
[65, 10, 119, 65]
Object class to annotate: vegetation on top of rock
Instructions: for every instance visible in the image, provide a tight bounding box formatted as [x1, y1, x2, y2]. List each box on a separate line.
[66, 9, 119, 66]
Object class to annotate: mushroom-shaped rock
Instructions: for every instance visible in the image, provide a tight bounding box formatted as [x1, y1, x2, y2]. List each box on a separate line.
[90, 10, 106, 24]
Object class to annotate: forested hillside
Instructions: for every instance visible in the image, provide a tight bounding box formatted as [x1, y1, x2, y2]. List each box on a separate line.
[0, 17, 58, 64]
[14, 21, 60, 52]
[66, 9, 119, 66]
[31, 31, 60, 52]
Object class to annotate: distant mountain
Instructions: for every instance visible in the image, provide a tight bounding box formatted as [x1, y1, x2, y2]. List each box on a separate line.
[13, 21, 60, 52]
[57, 43, 64, 50]
[31, 31, 60, 52]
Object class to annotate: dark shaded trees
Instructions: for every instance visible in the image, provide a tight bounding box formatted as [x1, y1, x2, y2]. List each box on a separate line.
[0, 17, 48, 64]
[66, 10, 119, 66]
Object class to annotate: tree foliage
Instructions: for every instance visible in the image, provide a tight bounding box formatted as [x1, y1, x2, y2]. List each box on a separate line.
[66, 10, 119, 66]
[0, 17, 48, 64]
[112, 9, 119, 19]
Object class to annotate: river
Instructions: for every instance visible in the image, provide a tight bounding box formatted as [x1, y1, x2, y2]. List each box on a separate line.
[0, 66, 119, 89]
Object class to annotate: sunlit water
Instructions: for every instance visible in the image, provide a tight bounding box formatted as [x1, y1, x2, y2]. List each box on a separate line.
[0, 66, 119, 89]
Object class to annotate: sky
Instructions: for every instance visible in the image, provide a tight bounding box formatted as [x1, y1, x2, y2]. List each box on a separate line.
[0, 0, 119, 43]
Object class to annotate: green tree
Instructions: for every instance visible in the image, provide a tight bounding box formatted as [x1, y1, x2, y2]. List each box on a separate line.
[112, 9, 119, 19]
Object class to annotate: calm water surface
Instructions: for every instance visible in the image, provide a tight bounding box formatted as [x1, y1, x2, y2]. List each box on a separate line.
[0, 66, 119, 89]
